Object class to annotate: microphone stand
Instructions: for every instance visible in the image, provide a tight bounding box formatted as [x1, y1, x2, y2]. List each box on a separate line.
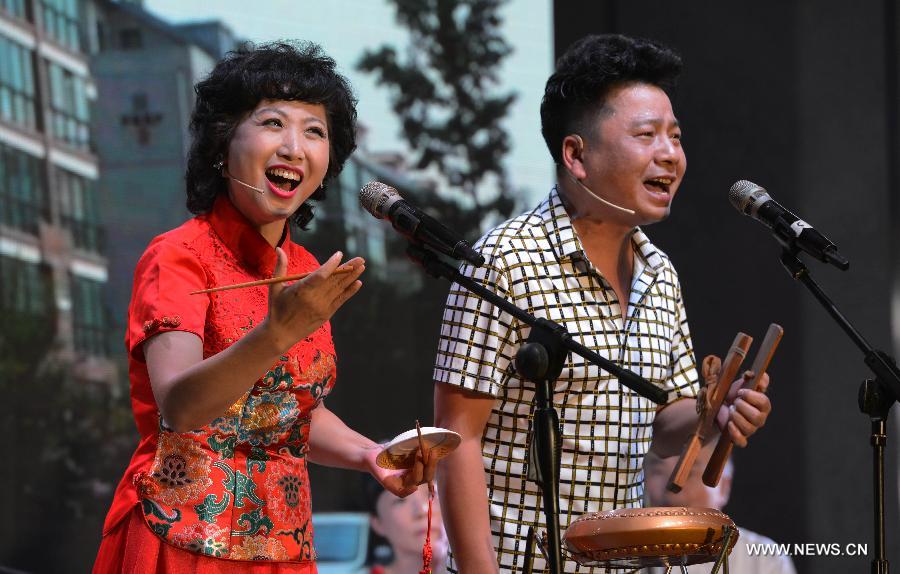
[407, 243, 667, 574]
[779, 248, 900, 574]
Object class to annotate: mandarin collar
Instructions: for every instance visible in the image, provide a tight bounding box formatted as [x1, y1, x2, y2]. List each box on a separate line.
[205, 193, 289, 276]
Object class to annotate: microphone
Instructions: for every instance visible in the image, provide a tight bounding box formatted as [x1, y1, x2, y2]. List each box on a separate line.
[231, 177, 265, 194]
[359, 181, 485, 267]
[223, 166, 265, 195]
[563, 170, 636, 215]
[729, 180, 849, 270]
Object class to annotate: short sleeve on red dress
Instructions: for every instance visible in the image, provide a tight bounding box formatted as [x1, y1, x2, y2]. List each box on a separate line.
[127, 238, 209, 361]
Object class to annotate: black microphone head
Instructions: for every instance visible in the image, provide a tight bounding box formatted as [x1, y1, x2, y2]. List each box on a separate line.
[359, 181, 401, 219]
[728, 180, 771, 217]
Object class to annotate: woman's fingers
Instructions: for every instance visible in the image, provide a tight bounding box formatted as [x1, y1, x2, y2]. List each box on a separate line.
[269, 247, 289, 298]
[300, 251, 343, 287]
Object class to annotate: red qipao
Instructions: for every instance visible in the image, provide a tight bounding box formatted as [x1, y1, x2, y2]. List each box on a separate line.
[95, 195, 334, 573]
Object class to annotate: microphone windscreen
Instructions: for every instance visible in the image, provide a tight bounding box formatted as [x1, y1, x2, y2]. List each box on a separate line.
[359, 181, 399, 219]
[728, 180, 767, 214]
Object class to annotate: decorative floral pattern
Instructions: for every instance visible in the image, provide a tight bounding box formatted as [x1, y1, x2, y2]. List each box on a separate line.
[265, 461, 310, 525]
[229, 535, 291, 561]
[296, 351, 335, 390]
[170, 522, 228, 557]
[238, 392, 299, 446]
[149, 433, 213, 506]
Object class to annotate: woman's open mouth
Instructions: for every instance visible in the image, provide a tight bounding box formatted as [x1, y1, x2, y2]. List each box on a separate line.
[265, 167, 302, 198]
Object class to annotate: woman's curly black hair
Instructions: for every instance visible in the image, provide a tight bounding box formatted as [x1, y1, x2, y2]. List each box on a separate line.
[541, 34, 682, 165]
[185, 41, 357, 228]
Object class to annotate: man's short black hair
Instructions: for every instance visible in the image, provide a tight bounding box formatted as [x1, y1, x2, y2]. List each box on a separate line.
[540, 34, 682, 165]
[186, 41, 357, 228]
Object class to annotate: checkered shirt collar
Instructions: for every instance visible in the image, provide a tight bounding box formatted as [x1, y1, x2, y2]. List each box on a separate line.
[543, 185, 666, 275]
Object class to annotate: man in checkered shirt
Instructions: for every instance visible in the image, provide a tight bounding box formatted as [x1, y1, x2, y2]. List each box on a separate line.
[433, 34, 773, 573]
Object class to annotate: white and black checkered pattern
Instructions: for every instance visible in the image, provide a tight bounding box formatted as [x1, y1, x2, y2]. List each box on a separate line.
[434, 187, 700, 573]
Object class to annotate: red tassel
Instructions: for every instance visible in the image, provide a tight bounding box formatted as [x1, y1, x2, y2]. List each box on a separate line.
[419, 489, 434, 574]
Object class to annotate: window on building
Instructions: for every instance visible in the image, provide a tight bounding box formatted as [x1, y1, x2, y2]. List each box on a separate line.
[40, 0, 81, 52]
[119, 28, 142, 50]
[0, 0, 28, 21]
[0, 255, 51, 317]
[70, 273, 107, 357]
[47, 61, 91, 151]
[55, 167, 102, 253]
[0, 142, 45, 234]
[0, 36, 37, 130]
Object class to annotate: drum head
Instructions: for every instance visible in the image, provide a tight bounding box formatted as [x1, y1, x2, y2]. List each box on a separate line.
[563, 506, 739, 569]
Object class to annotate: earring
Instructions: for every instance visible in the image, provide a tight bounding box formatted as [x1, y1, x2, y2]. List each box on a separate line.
[213, 158, 224, 172]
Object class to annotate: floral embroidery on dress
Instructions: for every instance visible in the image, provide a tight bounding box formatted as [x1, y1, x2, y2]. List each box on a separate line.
[170, 522, 229, 557]
[238, 392, 300, 446]
[295, 351, 335, 389]
[265, 461, 310, 524]
[149, 433, 213, 506]
[229, 535, 290, 561]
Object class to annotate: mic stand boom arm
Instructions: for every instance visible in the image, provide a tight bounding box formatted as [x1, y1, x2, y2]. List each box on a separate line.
[407, 244, 667, 574]
[779, 248, 900, 574]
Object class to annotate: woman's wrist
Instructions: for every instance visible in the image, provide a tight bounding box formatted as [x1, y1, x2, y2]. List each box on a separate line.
[361, 442, 383, 476]
[255, 317, 292, 355]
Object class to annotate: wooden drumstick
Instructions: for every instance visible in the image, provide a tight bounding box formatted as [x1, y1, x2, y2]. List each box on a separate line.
[415, 420, 434, 496]
[190, 265, 355, 295]
[703, 323, 783, 487]
[667, 332, 753, 493]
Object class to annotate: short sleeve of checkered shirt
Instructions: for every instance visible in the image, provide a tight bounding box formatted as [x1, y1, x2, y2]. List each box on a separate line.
[432, 223, 522, 397]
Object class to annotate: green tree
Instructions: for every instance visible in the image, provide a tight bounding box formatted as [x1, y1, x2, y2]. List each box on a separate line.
[358, 0, 518, 234]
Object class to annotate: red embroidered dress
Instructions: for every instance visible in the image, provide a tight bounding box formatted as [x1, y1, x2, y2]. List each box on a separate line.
[99, 195, 333, 567]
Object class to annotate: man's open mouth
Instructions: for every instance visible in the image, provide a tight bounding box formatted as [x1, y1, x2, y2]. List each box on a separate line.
[644, 177, 673, 193]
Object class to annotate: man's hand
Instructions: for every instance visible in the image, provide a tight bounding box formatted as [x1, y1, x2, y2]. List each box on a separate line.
[716, 371, 772, 447]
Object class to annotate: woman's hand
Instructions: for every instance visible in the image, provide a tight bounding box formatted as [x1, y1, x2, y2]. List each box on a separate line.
[262, 248, 364, 353]
[367, 445, 439, 498]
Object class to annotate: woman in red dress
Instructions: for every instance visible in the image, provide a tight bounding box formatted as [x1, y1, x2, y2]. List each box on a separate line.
[94, 41, 431, 573]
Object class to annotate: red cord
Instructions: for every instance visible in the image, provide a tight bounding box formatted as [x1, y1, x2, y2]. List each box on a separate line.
[419, 489, 434, 574]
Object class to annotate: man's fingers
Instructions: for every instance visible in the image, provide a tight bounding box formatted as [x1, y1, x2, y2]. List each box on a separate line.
[734, 396, 768, 428]
[756, 373, 771, 393]
[728, 421, 749, 448]
[727, 404, 758, 437]
[737, 389, 772, 415]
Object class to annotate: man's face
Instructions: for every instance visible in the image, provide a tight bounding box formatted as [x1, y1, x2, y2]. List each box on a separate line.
[577, 82, 686, 226]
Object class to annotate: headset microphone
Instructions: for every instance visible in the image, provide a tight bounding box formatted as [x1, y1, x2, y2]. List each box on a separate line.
[562, 170, 637, 215]
[228, 175, 266, 195]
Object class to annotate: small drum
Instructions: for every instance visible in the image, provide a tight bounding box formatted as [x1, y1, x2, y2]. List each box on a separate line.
[562, 506, 738, 570]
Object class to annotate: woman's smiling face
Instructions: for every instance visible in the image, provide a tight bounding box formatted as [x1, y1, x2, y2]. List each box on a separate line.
[225, 99, 330, 241]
